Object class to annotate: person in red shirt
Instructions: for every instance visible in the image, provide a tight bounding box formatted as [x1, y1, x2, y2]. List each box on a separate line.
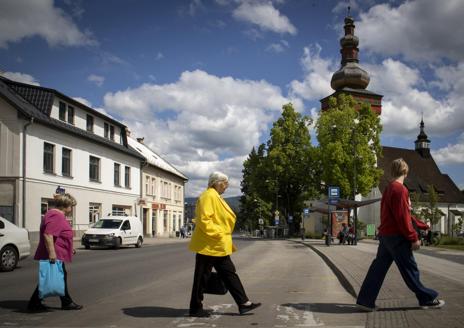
[28, 193, 83, 312]
[356, 158, 444, 311]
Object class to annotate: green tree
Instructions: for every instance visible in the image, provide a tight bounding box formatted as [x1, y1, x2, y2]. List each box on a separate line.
[316, 94, 382, 198]
[266, 103, 319, 233]
[420, 185, 442, 228]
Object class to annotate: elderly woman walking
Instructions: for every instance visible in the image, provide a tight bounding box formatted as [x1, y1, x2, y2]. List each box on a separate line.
[28, 193, 83, 312]
[188, 172, 261, 317]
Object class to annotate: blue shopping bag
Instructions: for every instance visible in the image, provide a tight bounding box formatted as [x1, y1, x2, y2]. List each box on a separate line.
[38, 260, 65, 299]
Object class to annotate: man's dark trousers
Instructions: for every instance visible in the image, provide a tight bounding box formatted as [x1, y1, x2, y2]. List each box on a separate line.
[357, 235, 438, 308]
[190, 253, 249, 312]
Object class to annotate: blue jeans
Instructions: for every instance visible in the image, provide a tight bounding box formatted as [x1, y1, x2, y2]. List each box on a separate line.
[357, 235, 438, 307]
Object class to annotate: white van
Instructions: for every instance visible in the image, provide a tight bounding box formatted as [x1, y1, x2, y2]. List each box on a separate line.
[81, 216, 143, 249]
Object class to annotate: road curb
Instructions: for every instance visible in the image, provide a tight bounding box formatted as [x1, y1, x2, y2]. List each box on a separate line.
[291, 240, 358, 299]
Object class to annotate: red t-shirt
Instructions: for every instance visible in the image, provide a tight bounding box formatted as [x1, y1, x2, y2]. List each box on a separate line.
[34, 209, 74, 262]
[378, 181, 418, 242]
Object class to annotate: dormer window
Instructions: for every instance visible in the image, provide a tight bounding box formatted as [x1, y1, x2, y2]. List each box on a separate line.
[58, 101, 74, 125]
[104, 123, 115, 140]
[59, 102, 66, 121]
[67, 106, 74, 125]
[110, 125, 115, 141]
[104, 123, 109, 138]
[86, 115, 94, 132]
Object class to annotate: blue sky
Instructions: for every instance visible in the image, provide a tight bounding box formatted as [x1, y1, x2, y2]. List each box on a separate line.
[1, 0, 463, 197]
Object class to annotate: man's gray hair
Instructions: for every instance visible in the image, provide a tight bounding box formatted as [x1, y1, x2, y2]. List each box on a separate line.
[208, 171, 229, 188]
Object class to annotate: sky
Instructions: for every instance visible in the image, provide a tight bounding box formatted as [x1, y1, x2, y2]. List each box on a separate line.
[1, 0, 463, 197]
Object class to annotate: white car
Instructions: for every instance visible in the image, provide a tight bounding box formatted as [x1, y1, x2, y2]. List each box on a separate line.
[0, 217, 31, 272]
[81, 216, 144, 249]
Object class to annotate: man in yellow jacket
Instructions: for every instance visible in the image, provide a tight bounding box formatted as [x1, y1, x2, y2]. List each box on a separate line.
[189, 171, 261, 317]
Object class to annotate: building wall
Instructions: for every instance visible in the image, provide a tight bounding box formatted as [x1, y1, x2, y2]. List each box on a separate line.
[22, 122, 140, 238]
[0, 99, 24, 224]
[139, 164, 185, 237]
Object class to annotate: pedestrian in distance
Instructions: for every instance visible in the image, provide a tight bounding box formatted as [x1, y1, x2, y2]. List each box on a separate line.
[188, 171, 261, 317]
[356, 158, 444, 312]
[28, 192, 83, 312]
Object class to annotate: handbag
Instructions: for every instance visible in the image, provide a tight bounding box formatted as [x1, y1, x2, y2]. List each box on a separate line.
[204, 272, 228, 295]
[38, 260, 65, 299]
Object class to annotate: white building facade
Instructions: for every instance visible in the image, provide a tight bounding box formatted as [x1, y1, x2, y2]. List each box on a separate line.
[0, 76, 144, 240]
[128, 137, 188, 237]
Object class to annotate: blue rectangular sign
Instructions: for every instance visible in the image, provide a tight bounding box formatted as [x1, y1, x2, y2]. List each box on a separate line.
[328, 186, 340, 199]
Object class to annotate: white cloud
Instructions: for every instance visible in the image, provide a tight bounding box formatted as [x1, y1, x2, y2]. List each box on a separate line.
[155, 52, 164, 61]
[233, 1, 297, 35]
[365, 59, 464, 138]
[265, 40, 289, 53]
[0, 0, 96, 48]
[0, 71, 40, 85]
[432, 134, 464, 165]
[356, 0, 464, 62]
[289, 44, 335, 100]
[103, 69, 301, 196]
[87, 74, 105, 87]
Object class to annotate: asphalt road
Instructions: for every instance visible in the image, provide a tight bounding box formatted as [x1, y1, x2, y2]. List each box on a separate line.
[0, 239, 366, 328]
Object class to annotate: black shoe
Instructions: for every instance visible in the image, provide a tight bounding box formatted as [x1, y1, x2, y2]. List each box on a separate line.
[239, 302, 261, 315]
[61, 302, 83, 310]
[189, 309, 211, 317]
[420, 299, 445, 309]
[27, 302, 49, 312]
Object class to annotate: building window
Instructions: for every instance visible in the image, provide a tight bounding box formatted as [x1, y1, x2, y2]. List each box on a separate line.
[86, 114, 94, 132]
[124, 166, 131, 188]
[151, 178, 156, 196]
[59, 102, 66, 121]
[89, 156, 100, 181]
[112, 205, 131, 216]
[110, 125, 115, 141]
[43, 142, 54, 173]
[145, 176, 150, 195]
[89, 203, 101, 224]
[163, 210, 168, 230]
[104, 123, 109, 138]
[114, 163, 120, 186]
[67, 106, 74, 125]
[62, 148, 72, 177]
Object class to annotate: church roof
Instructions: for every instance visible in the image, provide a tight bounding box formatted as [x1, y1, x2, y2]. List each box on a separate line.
[379, 146, 464, 204]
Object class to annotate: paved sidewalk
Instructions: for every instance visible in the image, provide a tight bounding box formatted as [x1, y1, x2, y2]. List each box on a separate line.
[294, 238, 464, 328]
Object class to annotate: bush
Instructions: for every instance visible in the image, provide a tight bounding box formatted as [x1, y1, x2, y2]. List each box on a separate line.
[438, 236, 464, 246]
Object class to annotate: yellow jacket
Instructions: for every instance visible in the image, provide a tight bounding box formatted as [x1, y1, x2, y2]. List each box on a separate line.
[189, 187, 237, 256]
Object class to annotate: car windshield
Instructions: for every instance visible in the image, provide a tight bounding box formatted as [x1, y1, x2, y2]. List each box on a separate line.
[93, 219, 122, 229]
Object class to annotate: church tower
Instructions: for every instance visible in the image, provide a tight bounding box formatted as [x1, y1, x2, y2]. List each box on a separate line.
[320, 9, 382, 114]
[415, 118, 431, 158]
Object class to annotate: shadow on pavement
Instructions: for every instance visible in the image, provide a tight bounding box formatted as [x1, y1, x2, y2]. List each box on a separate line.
[0, 300, 31, 313]
[122, 306, 189, 317]
[282, 303, 363, 314]
[122, 307, 251, 317]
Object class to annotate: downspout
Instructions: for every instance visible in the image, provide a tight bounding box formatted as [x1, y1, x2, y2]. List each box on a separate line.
[139, 160, 148, 226]
[22, 117, 34, 228]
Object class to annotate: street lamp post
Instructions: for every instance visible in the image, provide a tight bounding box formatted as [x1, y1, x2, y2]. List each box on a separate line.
[352, 119, 359, 245]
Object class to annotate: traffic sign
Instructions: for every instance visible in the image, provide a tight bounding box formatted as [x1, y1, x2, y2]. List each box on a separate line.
[328, 186, 340, 199]
[303, 208, 309, 215]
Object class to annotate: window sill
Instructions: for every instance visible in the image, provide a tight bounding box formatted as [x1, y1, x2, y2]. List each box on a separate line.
[61, 175, 74, 179]
[89, 179, 101, 184]
[114, 184, 122, 188]
[43, 171, 56, 176]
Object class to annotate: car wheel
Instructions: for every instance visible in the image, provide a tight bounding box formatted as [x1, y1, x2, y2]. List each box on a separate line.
[0, 245, 18, 272]
[135, 237, 143, 248]
[114, 237, 121, 249]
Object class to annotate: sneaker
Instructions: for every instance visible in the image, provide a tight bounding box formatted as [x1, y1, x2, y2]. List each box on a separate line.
[238, 302, 261, 315]
[421, 299, 445, 309]
[356, 303, 378, 312]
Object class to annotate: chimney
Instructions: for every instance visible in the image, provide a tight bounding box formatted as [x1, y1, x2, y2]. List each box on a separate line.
[137, 137, 145, 144]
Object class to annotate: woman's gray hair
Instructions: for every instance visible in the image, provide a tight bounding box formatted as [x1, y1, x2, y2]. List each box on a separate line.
[208, 171, 229, 188]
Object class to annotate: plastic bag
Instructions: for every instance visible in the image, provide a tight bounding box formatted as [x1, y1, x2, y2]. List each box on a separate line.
[38, 260, 65, 299]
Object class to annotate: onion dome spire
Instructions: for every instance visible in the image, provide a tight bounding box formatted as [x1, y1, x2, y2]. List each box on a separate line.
[330, 9, 370, 90]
